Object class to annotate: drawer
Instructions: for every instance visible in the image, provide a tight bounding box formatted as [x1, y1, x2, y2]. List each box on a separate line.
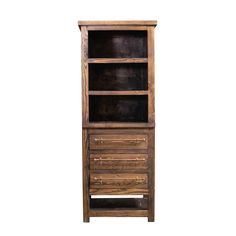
[90, 154, 148, 170]
[90, 173, 148, 189]
[90, 134, 148, 150]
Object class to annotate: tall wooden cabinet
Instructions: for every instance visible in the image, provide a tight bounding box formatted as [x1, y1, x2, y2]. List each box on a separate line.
[78, 21, 157, 222]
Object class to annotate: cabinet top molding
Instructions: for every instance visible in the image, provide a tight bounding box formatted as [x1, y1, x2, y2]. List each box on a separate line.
[78, 20, 157, 29]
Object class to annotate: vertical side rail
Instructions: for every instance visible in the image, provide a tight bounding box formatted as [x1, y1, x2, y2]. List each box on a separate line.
[81, 26, 90, 222]
[148, 26, 155, 222]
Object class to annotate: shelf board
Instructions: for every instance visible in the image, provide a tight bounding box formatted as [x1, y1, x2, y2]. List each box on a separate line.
[88, 58, 148, 64]
[90, 188, 149, 195]
[88, 90, 148, 96]
[90, 209, 148, 217]
[84, 122, 155, 129]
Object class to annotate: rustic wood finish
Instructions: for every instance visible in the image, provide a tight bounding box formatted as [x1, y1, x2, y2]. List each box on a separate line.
[79, 20, 157, 222]
[88, 58, 148, 63]
[90, 153, 148, 170]
[90, 134, 148, 150]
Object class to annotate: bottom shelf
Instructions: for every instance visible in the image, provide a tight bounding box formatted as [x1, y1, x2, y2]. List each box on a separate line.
[90, 198, 148, 217]
[90, 209, 148, 217]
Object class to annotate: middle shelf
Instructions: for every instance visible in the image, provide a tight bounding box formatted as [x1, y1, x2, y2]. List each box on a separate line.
[88, 91, 148, 95]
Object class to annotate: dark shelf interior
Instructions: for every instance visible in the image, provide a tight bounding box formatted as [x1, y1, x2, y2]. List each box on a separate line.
[89, 63, 148, 91]
[89, 95, 148, 122]
[88, 31, 147, 58]
[90, 198, 148, 210]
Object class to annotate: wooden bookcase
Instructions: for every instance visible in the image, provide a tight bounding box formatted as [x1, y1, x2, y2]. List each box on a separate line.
[78, 21, 157, 222]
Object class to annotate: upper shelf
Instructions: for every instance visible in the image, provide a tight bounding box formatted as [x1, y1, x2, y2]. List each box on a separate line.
[88, 58, 148, 64]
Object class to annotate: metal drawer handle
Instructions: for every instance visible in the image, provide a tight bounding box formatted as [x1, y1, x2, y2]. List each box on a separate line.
[94, 157, 146, 161]
[94, 138, 146, 144]
[93, 176, 146, 184]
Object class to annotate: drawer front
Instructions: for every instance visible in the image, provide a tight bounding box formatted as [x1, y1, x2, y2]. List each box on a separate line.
[90, 134, 148, 150]
[90, 174, 148, 189]
[90, 154, 148, 170]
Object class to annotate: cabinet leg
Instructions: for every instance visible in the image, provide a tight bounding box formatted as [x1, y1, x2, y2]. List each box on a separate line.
[83, 214, 90, 223]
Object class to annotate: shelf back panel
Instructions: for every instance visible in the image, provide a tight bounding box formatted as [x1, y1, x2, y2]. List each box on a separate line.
[89, 95, 148, 122]
[89, 63, 147, 91]
[88, 31, 147, 58]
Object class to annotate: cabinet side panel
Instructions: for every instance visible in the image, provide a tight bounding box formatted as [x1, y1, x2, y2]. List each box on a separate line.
[82, 129, 89, 222]
[148, 27, 155, 123]
[148, 128, 155, 222]
[81, 26, 89, 125]
[148, 27, 155, 221]
[81, 26, 89, 222]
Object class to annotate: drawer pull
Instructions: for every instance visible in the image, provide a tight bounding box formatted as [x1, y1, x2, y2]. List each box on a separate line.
[93, 176, 146, 184]
[94, 157, 146, 161]
[94, 138, 146, 144]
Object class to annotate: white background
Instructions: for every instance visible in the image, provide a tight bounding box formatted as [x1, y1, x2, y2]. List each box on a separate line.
[0, 0, 236, 235]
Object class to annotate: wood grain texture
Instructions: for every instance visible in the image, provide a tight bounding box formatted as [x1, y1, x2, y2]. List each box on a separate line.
[90, 209, 148, 217]
[90, 153, 148, 170]
[78, 20, 157, 28]
[87, 26, 149, 31]
[83, 122, 155, 128]
[81, 27, 89, 125]
[90, 134, 148, 150]
[88, 91, 148, 95]
[90, 210, 148, 217]
[148, 27, 155, 123]
[79, 21, 156, 221]
[148, 128, 155, 222]
[90, 188, 149, 195]
[82, 129, 89, 222]
[90, 173, 148, 189]
[89, 128, 150, 134]
[88, 58, 148, 63]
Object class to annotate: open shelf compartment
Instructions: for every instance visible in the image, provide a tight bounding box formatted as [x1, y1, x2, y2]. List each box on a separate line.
[89, 95, 148, 122]
[89, 63, 148, 91]
[90, 197, 148, 210]
[88, 31, 147, 58]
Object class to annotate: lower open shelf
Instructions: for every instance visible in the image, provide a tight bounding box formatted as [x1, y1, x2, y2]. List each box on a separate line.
[90, 198, 148, 217]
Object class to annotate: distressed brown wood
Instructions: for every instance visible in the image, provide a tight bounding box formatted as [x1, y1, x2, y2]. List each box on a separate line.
[78, 20, 157, 28]
[148, 27, 155, 123]
[90, 173, 148, 189]
[90, 134, 148, 150]
[88, 58, 148, 64]
[90, 154, 148, 170]
[84, 122, 155, 128]
[87, 26, 149, 31]
[79, 20, 157, 222]
[90, 209, 148, 217]
[90, 188, 149, 195]
[82, 129, 89, 222]
[88, 91, 148, 95]
[148, 128, 155, 222]
[81, 27, 89, 125]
